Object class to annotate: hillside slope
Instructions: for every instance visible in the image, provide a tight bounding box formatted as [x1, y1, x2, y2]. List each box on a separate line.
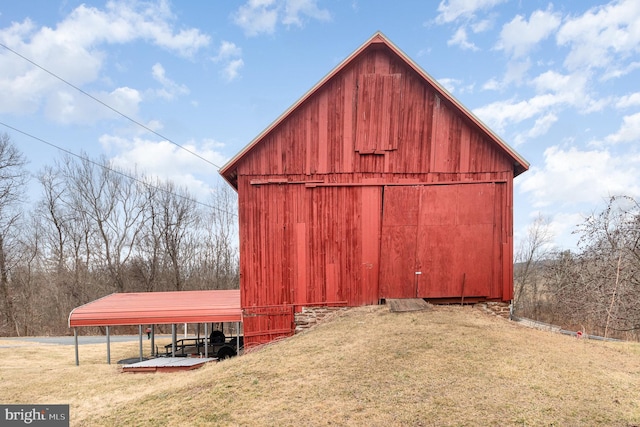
[83, 305, 640, 426]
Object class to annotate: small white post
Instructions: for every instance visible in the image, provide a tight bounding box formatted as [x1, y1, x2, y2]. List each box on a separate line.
[138, 325, 143, 361]
[74, 328, 79, 366]
[150, 325, 155, 356]
[204, 322, 208, 358]
[106, 326, 111, 364]
[171, 324, 176, 357]
[236, 322, 240, 353]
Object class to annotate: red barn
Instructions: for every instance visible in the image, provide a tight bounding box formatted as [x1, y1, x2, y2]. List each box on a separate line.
[220, 32, 528, 347]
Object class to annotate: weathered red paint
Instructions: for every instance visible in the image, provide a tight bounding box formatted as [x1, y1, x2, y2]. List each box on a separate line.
[379, 183, 503, 300]
[221, 32, 529, 347]
[68, 290, 241, 327]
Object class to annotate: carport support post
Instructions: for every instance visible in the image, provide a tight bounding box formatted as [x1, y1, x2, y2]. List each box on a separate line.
[74, 328, 79, 366]
[204, 322, 208, 358]
[106, 326, 111, 364]
[171, 324, 176, 357]
[150, 325, 155, 356]
[138, 325, 143, 361]
[196, 323, 201, 354]
[236, 322, 240, 352]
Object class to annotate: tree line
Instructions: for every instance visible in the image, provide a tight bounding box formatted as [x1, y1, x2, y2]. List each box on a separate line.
[514, 196, 640, 340]
[0, 133, 239, 336]
[4, 131, 638, 340]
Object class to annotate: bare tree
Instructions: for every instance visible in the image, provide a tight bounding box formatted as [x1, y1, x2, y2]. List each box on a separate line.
[62, 155, 148, 293]
[573, 196, 640, 336]
[201, 184, 239, 289]
[0, 133, 29, 335]
[36, 162, 93, 319]
[538, 196, 640, 339]
[144, 179, 200, 291]
[9, 215, 48, 336]
[513, 214, 554, 320]
[2, 147, 242, 335]
[162, 183, 199, 291]
[37, 165, 68, 274]
[131, 183, 162, 292]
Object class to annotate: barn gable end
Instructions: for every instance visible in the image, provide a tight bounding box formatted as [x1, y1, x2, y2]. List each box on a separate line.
[221, 32, 529, 348]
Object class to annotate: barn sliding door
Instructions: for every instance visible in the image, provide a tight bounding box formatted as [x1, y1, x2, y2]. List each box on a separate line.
[378, 186, 421, 298]
[379, 183, 503, 300]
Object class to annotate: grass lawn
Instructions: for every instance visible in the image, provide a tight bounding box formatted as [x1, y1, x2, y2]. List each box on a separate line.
[1, 305, 639, 426]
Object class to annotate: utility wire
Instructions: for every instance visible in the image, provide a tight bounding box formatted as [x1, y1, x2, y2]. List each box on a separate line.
[0, 42, 236, 216]
[0, 121, 237, 217]
[0, 42, 223, 170]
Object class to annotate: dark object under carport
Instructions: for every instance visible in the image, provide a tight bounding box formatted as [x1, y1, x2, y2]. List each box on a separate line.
[68, 289, 242, 366]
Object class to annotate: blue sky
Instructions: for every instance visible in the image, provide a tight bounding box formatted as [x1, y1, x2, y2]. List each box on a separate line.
[1, 0, 639, 252]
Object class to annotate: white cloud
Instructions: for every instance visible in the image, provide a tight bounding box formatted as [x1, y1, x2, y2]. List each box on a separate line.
[527, 113, 558, 138]
[474, 93, 566, 134]
[101, 86, 142, 117]
[601, 61, 640, 80]
[615, 92, 640, 109]
[513, 210, 584, 253]
[482, 78, 499, 91]
[496, 7, 561, 58]
[282, 0, 331, 26]
[233, 0, 279, 36]
[545, 211, 583, 251]
[605, 112, 640, 144]
[474, 98, 539, 133]
[512, 112, 558, 145]
[480, 59, 532, 90]
[435, 0, 506, 53]
[0, 1, 208, 121]
[43, 86, 141, 125]
[435, 0, 507, 24]
[447, 27, 478, 51]
[471, 18, 492, 33]
[100, 134, 229, 200]
[437, 78, 461, 93]
[556, 0, 640, 75]
[223, 59, 245, 82]
[233, 0, 330, 37]
[437, 77, 474, 95]
[52, 1, 210, 57]
[474, 69, 602, 133]
[213, 41, 244, 82]
[215, 41, 242, 60]
[151, 63, 189, 100]
[518, 145, 640, 208]
[502, 59, 531, 86]
[532, 70, 573, 93]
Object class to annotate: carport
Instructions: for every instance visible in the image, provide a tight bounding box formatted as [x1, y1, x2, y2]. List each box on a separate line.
[68, 289, 242, 365]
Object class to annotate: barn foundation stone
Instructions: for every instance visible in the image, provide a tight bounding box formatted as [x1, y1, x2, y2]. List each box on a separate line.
[295, 306, 348, 333]
[475, 301, 511, 319]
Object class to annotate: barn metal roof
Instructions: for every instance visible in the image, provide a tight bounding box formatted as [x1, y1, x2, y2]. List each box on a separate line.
[68, 289, 241, 327]
[219, 31, 529, 188]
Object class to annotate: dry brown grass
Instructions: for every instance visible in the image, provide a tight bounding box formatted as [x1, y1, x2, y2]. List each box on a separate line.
[1, 305, 639, 426]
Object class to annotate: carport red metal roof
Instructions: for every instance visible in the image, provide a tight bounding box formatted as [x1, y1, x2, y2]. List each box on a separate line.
[68, 289, 241, 327]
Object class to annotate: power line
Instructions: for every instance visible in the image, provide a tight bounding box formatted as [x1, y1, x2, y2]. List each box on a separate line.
[0, 42, 223, 170]
[0, 42, 236, 217]
[0, 120, 237, 217]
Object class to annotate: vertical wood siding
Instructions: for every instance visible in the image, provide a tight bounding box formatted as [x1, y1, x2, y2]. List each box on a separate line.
[234, 44, 519, 346]
[237, 47, 513, 178]
[379, 183, 504, 300]
[239, 183, 380, 309]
